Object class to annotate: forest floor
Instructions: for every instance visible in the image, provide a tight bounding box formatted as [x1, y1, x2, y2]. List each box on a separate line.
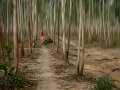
[19, 40, 120, 90]
[20, 46, 61, 90]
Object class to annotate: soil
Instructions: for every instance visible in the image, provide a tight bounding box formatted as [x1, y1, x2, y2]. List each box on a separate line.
[20, 47, 61, 90]
[19, 42, 120, 90]
[48, 43, 120, 90]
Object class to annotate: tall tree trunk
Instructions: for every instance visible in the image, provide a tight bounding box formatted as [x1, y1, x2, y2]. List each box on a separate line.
[66, 0, 72, 62]
[61, 0, 68, 64]
[57, 1, 60, 51]
[77, 0, 84, 76]
[13, 0, 19, 73]
[32, 0, 37, 48]
[88, 0, 91, 44]
[7, 0, 9, 44]
[18, 0, 24, 57]
[102, 0, 106, 47]
[107, 5, 111, 48]
[53, 0, 56, 44]
[80, 12, 85, 76]
[28, 18, 32, 53]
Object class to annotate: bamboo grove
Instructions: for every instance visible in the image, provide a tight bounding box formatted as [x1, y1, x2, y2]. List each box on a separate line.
[0, 0, 120, 75]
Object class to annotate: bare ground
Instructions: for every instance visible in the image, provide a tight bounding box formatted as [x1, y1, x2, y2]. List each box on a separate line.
[47, 43, 120, 90]
[20, 46, 61, 90]
[19, 42, 120, 90]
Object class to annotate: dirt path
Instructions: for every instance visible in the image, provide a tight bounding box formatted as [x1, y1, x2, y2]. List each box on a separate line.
[26, 47, 60, 90]
[20, 39, 120, 89]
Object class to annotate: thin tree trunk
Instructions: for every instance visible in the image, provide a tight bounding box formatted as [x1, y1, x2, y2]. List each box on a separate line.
[107, 5, 111, 48]
[13, 0, 19, 73]
[80, 12, 85, 76]
[53, 0, 56, 44]
[32, 0, 37, 48]
[61, 0, 68, 64]
[18, 0, 24, 57]
[57, 1, 60, 51]
[57, 21, 60, 50]
[7, 0, 9, 44]
[102, 0, 106, 47]
[77, 0, 84, 76]
[66, 0, 72, 62]
[28, 18, 32, 53]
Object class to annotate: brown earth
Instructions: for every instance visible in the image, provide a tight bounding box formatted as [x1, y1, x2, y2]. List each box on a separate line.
[20, 47, 61, 90]
[47, 43, 120, 90]
[18, 40, 120, 90]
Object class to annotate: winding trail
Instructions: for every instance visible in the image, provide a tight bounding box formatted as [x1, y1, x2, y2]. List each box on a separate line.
[27, 46, 60, 90]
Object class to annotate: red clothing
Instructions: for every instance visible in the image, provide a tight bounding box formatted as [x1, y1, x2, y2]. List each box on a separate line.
[40, 32, 44, 37]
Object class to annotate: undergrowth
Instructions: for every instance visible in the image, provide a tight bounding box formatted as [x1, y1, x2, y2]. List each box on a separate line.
[0, 44, 27, 90]
[94, 75, 115, 90]
[43, 36, 53, 45]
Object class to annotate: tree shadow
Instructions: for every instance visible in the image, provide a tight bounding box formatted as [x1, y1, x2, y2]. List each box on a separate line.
[59, 72, 96, 83]
[112, 68, 120, 72]
[56, 72, 95, 90]
[53, 64, 68, 75]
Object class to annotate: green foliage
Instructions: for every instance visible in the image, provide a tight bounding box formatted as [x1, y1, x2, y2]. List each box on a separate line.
[43, 36, 53, 45]
[12, 73, 27, 88]
[94, 75, 114, 90]
[4, 44, 13, 74]
[0, 44, 27, 89]
[0, 64, 6, 72]
[0, 44, 13, 75]
[1, 74, 10, 88]
[0, 72, 27, 89]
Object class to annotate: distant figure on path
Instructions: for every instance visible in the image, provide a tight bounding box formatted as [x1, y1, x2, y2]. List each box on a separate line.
[39, 31, 44, 47]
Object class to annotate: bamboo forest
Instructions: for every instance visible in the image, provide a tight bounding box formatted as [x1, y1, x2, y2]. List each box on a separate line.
[0, 0, 120, 90]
